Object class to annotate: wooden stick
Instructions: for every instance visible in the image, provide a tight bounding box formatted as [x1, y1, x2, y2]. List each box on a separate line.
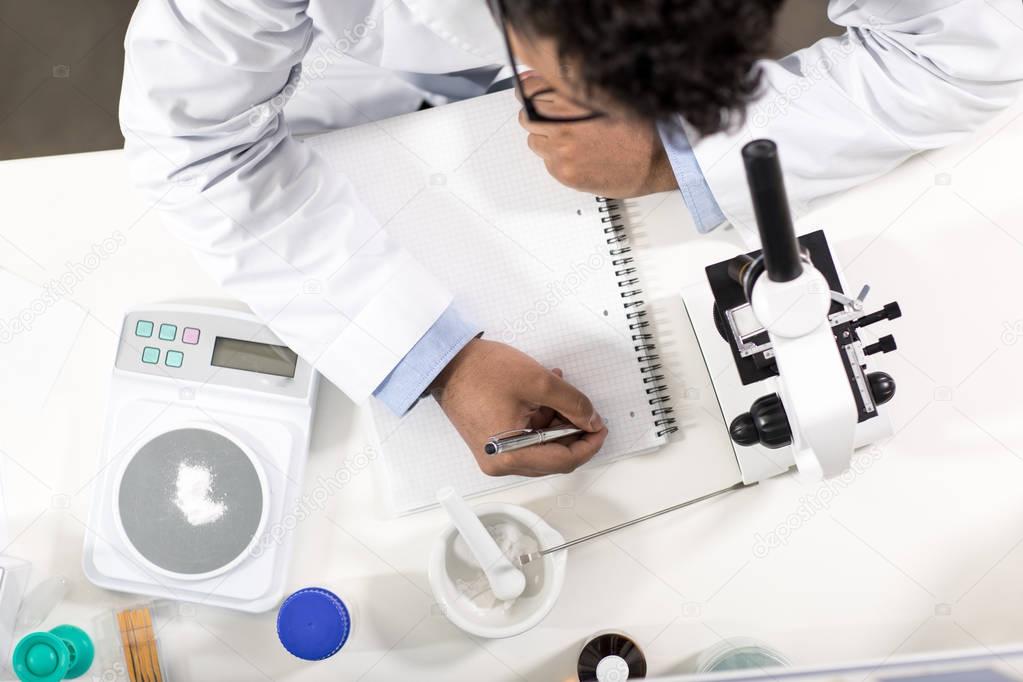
[141, 608, 164, 682]
[127, 610, 146, 682]
[116, 610, 139, 682]
[131, 610, 154, 682]
[128, 609, 147, 682]
[137, 608, 161, 682]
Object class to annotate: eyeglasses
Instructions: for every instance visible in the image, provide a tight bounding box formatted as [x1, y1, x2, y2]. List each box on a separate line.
[489, 0, 605, 123]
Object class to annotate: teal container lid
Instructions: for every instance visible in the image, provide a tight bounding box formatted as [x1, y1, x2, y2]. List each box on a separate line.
[697, 639, 788, 673]
[12, 625, 94, 682]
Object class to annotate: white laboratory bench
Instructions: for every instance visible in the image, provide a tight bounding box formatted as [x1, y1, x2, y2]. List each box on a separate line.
[1, 97, 1023, 681]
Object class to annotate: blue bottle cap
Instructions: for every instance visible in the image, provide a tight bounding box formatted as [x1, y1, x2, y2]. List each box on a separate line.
[276, 588, 351, 661]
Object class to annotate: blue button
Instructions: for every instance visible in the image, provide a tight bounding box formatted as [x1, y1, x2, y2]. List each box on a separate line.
[158, 324, 177, 341]
[277, 588, 351, 661]
[165, 350, 183, 368]
[135, 320, 154, 338]
[142, 347, 160, 364]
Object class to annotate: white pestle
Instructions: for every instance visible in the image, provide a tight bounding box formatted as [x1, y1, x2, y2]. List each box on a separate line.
[437, 487, 526, 601]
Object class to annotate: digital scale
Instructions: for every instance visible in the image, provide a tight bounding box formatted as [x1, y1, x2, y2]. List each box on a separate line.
[83, 304, 319, 613]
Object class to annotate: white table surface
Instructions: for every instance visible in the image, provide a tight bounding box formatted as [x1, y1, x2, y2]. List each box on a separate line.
[1, 97, 1022, 681]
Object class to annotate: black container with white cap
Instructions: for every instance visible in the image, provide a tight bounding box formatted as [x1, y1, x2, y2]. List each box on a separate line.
[578, 631, 647, 681]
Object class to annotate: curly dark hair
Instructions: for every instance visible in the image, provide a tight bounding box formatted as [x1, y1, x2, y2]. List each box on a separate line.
[502, 0, 784, 135]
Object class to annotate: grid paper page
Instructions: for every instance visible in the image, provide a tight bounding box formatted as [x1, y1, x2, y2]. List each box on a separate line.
[308, 92, 667, 514]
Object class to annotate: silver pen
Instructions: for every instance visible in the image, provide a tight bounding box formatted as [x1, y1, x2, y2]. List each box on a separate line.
[484, 426, 585, 455]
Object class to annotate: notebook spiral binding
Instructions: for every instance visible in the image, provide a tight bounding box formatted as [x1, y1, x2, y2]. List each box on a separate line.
[596, 197, 678, 437]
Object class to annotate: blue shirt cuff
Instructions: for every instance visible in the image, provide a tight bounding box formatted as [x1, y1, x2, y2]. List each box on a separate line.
[372, 305, 481, 416]
[657, 117, 726, 234]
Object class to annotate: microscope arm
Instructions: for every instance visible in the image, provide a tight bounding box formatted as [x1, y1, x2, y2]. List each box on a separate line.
[742, 140, 858, 478]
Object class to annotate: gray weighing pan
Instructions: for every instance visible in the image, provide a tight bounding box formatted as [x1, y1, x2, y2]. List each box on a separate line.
[117, 427, 266, 578]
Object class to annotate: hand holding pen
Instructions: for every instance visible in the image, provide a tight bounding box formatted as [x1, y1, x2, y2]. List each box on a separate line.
[429, 339, 608, 478]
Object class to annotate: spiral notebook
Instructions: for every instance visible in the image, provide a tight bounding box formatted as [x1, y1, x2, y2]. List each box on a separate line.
[308, 91, 680, 514]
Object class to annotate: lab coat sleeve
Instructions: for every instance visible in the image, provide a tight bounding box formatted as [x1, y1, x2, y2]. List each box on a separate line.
[689, 0, 1023, 243]
[119, 0, 453, 402]
[373, 305, 481, 415]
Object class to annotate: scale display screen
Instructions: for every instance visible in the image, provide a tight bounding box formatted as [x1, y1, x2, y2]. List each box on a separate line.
[211, 336, 298, 378]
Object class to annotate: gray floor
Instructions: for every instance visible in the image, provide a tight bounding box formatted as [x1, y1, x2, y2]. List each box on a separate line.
[0, 0, 137, 160]
[0, 0, 841, 161]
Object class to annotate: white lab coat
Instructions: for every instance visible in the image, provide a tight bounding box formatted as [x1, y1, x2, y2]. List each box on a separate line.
[693, 1, 1023, 241]
[120, 0, 1023, 403]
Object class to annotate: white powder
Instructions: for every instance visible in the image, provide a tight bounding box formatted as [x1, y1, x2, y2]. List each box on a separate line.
[173, 461, 227, 526]
[451, 521, 542, 612]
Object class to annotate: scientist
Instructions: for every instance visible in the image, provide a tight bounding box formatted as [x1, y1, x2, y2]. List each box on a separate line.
[120, 0, 1023, 477]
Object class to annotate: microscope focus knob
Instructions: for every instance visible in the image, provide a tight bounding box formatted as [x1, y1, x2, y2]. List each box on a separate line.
[864, 335, 897, 356]
[855, 302, 902, 328]
[729, 393, 793, 449]
[868, 371, 896, 405]
[729, 414, 759, 447]
[712, 302, 730, 341]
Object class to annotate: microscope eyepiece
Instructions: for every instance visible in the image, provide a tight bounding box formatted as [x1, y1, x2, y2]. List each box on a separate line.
[742, 140, 802, 283]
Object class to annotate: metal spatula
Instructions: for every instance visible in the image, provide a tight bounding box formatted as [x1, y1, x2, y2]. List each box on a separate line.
[516, 481, 756, 567]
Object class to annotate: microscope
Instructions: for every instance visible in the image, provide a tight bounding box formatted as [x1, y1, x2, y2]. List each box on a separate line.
[686, 140, 901, 481]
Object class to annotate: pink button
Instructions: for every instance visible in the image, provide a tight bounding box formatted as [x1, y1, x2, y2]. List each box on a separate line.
[182, 327, 201, 345]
